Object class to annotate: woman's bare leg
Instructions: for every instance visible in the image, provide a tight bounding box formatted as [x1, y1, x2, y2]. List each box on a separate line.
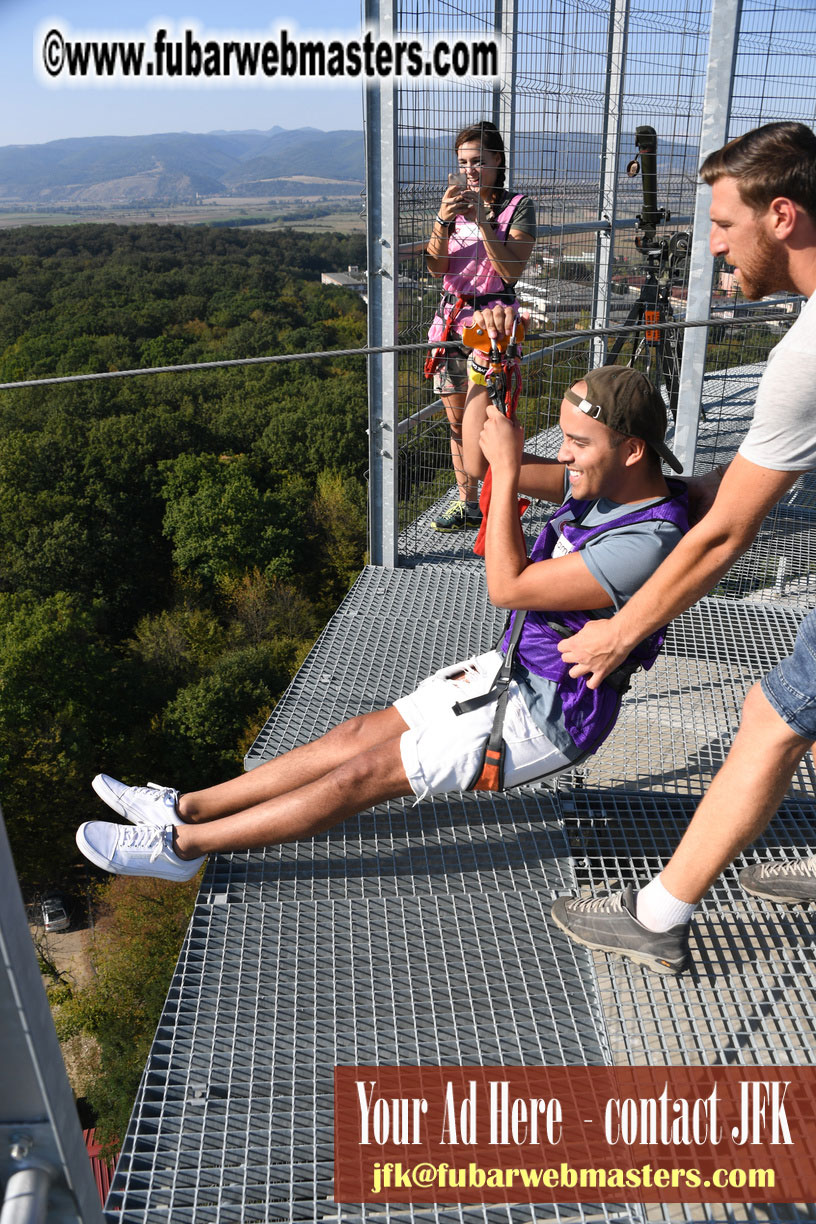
[441, 392, 478, 504]
[178, 706, 409, 823]
[461, 381, 491, 483]
[174, 735, 412, 856]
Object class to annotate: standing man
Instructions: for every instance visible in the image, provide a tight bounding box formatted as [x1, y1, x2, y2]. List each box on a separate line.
[551, 121, 816, 976]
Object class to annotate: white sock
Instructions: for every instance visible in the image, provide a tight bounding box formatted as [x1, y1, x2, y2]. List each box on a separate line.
[636, 874, 696, 932]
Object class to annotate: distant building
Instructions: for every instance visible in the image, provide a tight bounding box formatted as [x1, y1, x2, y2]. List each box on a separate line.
[322, 265, 415, 307]
[321, 265, 367, 294]
[717, 268, 738, 294]
[515, 277, 632, 327]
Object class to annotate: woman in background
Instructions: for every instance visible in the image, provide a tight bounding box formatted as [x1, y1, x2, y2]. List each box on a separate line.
[425, 120, 535, 531]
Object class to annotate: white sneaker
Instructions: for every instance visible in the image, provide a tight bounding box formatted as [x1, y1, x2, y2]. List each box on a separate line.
[92, 774, 183, 827]
[76, 822, 204, 881]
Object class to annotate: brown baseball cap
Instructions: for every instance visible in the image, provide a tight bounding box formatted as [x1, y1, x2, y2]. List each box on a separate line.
[564, 366, 683, 473]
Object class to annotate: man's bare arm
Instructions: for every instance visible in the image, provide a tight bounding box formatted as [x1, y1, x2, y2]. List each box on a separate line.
[480, 405, 612, 612]
[556, 455, 802, 688]
[517, 454, 566, 503]
[684, 463, 728, 523]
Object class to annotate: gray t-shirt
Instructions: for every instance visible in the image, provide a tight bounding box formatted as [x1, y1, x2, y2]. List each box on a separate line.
[738, 292, 816, 471]
[468, 188, 536, 237]
[514, 490, 685, 755]
[500, 191, 536, 238]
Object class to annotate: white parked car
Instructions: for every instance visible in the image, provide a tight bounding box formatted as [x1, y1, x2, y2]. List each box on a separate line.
[41, 892, 70, 933]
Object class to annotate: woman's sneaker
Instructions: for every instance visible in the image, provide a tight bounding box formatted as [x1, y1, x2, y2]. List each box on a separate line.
[76, 822, 203, 881]
[739, 856, 816, 904]
[92, 774, 183, 827]
[432, 500, 482, 532]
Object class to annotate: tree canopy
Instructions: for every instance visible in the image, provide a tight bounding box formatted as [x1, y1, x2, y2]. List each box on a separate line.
[0, 222, 369, 890]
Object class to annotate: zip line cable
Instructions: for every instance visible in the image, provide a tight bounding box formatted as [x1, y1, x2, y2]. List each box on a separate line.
[0, 310, 792, 392]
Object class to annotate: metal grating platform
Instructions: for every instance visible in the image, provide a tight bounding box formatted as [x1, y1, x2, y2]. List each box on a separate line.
[106, 896, 626, 1224]
[109, 556, 816, 1223]
[245, 565, 508, 764]
[198, 788, 574, 905]
[398, 489, 555, 570]
[109, 564, 627, 1223]
[553, 787, 816, 1221]
[560, 790, 816, 1063]
[718, 504, 816, 608]
[108, 360, 816, 1222]
[576, 598, 815, 798]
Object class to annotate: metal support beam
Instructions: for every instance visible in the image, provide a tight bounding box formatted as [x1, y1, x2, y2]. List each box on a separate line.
[673, 0, 743, 472]
[0, 809, 105, 1224]
[365, 0, 400, 568]
[492, 0, 517, 178]
[1, 1166, 54, 1224]
[592, 0, 630, 368]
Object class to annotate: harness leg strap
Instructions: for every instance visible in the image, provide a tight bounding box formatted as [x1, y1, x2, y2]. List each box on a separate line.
[454, 611, 641, 792]
[452, 613, 526, 792]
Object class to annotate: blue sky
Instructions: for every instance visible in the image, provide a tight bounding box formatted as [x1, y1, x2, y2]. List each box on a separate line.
[1, 0, 366, 147]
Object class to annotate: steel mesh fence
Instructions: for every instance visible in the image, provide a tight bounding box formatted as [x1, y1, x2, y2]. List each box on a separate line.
[393, 0, 816, 575]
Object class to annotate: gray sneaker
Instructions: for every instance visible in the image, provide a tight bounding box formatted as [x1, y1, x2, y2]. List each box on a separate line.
[92, 774, 183, 827]
[551, 885, 690, 975]
[739, 856, 816, 904]
[432, 500, 482, 532]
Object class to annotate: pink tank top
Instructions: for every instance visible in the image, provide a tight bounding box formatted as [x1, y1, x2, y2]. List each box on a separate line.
[428, 193, 524, 342]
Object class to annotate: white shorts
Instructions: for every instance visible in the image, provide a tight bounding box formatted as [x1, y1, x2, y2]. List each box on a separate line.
[394, 650, 573, 797]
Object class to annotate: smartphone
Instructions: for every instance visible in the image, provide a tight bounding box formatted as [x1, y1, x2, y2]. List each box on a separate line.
[448, 172, 467, 189]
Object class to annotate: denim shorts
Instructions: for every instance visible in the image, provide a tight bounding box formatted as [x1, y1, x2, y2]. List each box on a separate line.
[761, 606, 816, 741]
[394, 650, 572, 796]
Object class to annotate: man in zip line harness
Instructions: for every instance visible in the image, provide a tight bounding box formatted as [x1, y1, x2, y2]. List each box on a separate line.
[76, 367, 687, 883]
[545, 121, 816, 976]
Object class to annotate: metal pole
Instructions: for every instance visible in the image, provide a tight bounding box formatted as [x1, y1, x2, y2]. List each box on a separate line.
[0, 1167, 54, 1224]
[365, 0, 400, 568]
[673, 0, 743, 472]
[492, 0, 517, 179]
[592, 0, 630, 369]
[0, 808, 105, 1224]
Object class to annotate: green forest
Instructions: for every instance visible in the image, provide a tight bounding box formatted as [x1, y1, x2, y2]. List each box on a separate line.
[2, 222, 371, 1142]
[0, 223, 368, 889]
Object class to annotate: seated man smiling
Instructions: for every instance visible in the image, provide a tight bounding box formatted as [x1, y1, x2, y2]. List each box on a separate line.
[77, 367, 688, 932]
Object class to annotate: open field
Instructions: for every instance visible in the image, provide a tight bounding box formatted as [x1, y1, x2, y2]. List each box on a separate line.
[0, 196, 365, 233]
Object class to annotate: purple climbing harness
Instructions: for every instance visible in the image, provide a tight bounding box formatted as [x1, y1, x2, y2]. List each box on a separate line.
[503, 482, 689, 755]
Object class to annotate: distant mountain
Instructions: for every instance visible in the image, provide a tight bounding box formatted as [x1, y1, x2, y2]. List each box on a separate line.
[0, 124, 697, 209]
[402, 130, 698, 185]
[0, 127, 365, 206]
